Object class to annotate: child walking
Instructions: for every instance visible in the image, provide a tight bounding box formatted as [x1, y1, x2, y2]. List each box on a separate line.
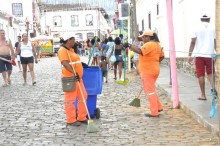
[99, 56, 108, 83]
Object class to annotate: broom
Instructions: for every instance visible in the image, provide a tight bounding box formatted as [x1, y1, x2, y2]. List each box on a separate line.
[68, 51, 98, 133]
[129, 88, 143, 107]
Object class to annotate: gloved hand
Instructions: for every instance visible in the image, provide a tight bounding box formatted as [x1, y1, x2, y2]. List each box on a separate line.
[74, 72, 80, 82]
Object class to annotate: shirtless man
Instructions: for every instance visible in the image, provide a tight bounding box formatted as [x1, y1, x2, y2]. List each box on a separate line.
[0, 29, 15, 86]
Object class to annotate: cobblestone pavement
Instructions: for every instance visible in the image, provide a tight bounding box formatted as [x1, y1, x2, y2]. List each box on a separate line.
[0, 56, 219, 146]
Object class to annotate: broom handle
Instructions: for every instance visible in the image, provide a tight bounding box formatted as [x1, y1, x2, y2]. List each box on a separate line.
[137, 88, 143, 98]
[75, 80, 91, 120]
[66, 50, 92, 120]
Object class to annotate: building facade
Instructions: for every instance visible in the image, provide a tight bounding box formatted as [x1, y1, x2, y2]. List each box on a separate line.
[136, 0, 215, 57]
[40, 8, 111, 41]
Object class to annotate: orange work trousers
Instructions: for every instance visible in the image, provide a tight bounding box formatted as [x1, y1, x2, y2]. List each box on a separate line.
[141, 74, 163, 116]
[64, 79, 88, 124]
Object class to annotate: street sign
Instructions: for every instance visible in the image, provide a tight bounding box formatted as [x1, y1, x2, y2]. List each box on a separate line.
[118, 3, 129, 20]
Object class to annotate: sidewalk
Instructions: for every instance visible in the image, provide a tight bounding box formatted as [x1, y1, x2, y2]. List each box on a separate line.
[157, 65, 219, 136]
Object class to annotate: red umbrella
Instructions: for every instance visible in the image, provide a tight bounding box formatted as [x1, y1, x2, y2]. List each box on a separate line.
[0, 57, 16, 66]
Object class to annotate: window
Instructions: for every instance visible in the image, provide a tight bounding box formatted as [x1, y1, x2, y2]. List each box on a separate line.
[12, 3, 23, 17]
[148, 13, 151, 29]
[142, 19, 144, 31]
[53, 16, 62, 27]
[86, 14, 93, 26]
[71, 15, 79, 26]
[87, 32, 94, 39]
[157, 4, 159, 15]
[75, 33, 83, 41]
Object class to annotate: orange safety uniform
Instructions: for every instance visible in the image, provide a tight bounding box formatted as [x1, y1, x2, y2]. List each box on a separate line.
[58, 47, 88, 124]
[139, 41, 164, 116]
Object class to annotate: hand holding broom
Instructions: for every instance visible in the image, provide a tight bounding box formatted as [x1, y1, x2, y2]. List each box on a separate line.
[129, 88, 143, 107]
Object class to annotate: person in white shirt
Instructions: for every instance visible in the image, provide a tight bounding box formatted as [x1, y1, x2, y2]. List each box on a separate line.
[188, 15, 216, 100]
[16, 33, 38, 86]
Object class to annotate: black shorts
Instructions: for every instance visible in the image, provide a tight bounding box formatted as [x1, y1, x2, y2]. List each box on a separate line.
[20, 56, 34, 64]
[0, 55, 12, 73]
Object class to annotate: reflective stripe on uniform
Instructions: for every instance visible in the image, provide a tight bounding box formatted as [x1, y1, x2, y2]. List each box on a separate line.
[62, 60, 81, 67]
[69, 61, 81, 65]
[78, 100, 86, 102]
[147, 92, 155, 96]
[64, 102, 74, 104]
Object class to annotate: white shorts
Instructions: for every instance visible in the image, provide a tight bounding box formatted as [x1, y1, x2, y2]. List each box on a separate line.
[17, 55, 20, 62]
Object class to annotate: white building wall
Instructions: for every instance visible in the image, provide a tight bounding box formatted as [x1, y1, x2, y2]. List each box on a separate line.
[42, 9, 110, 41]
[136, 0, 215, 57]
[136, 0, 169, 57]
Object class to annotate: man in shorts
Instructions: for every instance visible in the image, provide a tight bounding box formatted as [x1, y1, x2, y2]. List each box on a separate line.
[188, 15, 216, 100]
[15, 36, 22, 72]
[0, 29, 15, 86]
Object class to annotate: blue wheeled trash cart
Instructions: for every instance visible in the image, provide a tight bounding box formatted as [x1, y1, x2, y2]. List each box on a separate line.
[74, 66, 102, 119]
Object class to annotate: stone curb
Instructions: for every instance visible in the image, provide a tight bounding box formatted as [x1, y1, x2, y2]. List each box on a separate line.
[156, 83, 219, 137]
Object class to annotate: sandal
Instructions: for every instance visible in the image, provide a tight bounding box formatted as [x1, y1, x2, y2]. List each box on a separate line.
[2, 83, 8, 87]
[32, 81, 36, 86]
[198, 97, 207, 100]
[8, 79, 11, 85]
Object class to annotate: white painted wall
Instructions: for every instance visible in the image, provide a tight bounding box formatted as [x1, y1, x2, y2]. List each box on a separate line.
[136, 0, 215, 57]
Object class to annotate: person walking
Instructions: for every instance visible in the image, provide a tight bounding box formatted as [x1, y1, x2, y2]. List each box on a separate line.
[14, 36, 22, 72]
[113, 37, 124, 80]
[102, 38, 108, 56]
[78, 42, 82, 56]
[188, 15, 216, 100]
[0, 29, 15, 86]
[132, 36, 143, 75]
[99, 56, 108, 83]
[105, 36, 115, 69]
[91, 37, 102, 66]
[58, 34, 88, 126]
[16, 33, 38, 86]
[35, 41, 41, 61]
[130, 30, 164, 117]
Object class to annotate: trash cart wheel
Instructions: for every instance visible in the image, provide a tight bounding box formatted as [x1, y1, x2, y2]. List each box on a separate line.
[95, 108, 100, 119]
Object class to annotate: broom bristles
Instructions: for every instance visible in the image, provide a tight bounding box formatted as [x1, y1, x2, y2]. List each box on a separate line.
[129, 98, 140, 107]
[87, 120, 99, 133]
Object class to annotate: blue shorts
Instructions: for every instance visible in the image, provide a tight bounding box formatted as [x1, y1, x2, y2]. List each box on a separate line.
[115, 55, 123, 62]
[20, 56, 34, 64]
[0, 55, 12, 73]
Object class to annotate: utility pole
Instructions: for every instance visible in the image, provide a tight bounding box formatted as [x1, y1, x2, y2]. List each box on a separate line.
[132, 0, 138, 38]
[127, 0, 131, 72]
[216, 0, 220, 138]
[166, 0, 179, 108]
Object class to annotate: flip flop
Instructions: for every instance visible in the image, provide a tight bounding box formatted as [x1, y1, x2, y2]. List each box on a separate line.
[8, 79, 11, 85]
[2, 83, 8, 87]
[198, 97, 207, 100]
[32, 81, 36, 86]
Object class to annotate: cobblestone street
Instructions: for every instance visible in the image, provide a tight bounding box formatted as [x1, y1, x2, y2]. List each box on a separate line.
[0, 56, 219, 145]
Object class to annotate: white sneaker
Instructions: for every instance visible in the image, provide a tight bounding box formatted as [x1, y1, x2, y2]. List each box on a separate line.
[120, 78, 124, 81]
